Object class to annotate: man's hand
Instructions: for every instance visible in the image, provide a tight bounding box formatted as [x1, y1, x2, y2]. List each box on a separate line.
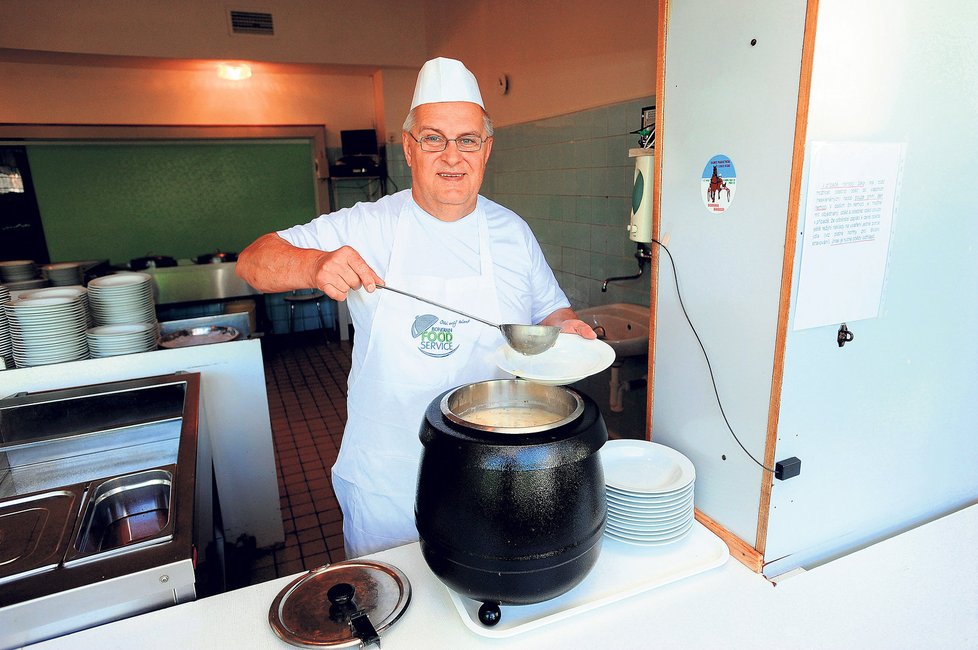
[540, 308, 597, 339]
[236, 233, 382, 301]
[312, 246, 383, 301]
[557, 318, 597, 339]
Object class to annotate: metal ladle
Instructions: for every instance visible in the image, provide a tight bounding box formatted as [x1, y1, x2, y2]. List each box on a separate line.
[377, 284, 560, 355]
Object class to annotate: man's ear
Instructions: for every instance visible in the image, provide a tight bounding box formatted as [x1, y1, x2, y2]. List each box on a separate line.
[402, 131, 413, 167]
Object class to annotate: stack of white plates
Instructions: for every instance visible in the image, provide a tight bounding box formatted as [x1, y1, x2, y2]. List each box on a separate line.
[0, 260, 39, 282]
[87, 323, 159, 358]
[601, 439, 696, 546]
[0, 285, 11, 368]
[19, 286, 92, 327]
[41, 262, 84, 286]
[87, 272, 157, 326]
[3, 295, 90, 367]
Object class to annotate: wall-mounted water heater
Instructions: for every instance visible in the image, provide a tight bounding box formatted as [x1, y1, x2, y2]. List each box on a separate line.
[628, 148, 654, 244]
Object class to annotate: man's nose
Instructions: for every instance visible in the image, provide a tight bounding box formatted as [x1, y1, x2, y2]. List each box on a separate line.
[440, 140, 465, 163]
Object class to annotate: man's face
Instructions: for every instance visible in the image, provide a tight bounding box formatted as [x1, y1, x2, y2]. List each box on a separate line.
[402, 101, 492, 222]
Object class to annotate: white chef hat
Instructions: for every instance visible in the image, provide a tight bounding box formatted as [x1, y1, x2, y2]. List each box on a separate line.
[409, 57, 484, 110]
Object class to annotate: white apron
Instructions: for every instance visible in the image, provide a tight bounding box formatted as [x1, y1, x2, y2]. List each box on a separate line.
[333, 199, 504, 557]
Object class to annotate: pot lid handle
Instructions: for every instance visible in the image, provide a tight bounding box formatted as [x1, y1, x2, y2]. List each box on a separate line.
[269, 560, 411, 648]
[327, 582, 380, 647]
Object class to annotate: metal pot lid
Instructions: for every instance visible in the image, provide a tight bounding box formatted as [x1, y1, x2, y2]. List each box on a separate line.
[269, 560, 411, 648]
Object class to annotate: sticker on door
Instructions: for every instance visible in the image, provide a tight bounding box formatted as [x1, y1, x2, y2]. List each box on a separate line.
[701, 154, 736, 213]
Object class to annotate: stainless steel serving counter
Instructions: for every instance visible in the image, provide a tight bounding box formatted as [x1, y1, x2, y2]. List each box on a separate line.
[0, 339, 283, 553]
[144, 262, 258, 305]
[0, 373, 202, 649]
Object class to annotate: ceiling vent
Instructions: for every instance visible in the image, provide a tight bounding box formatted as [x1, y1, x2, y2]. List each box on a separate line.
[228, 10, 274, 36]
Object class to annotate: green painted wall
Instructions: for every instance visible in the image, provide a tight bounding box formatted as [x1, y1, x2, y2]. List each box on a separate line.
[27, 141, 317, 265]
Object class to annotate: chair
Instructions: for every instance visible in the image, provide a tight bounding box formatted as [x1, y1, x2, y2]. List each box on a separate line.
[283, 289, 330, 334]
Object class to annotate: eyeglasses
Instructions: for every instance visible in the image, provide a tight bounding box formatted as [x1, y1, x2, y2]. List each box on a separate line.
[408, 132, 488, 152]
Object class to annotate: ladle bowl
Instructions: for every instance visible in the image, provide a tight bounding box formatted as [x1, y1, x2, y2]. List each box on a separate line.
[376, 285, 560, 356]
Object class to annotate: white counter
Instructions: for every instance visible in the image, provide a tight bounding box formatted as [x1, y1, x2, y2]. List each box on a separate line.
[26, 503, 978, 649]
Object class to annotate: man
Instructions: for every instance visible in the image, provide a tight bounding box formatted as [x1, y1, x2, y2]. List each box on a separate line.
[237, 57, 594, 557]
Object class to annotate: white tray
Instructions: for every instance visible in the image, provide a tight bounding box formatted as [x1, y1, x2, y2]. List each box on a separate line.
[446, 520, 729, 638]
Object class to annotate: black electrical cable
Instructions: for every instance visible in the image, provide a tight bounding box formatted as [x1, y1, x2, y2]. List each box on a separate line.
[650, 237, 776, 474]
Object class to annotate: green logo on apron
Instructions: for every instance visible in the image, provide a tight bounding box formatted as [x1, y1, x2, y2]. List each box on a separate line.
[412, 313, 461, 358]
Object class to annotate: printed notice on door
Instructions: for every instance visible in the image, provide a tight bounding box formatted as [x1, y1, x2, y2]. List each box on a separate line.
[793, 142, 904, 331]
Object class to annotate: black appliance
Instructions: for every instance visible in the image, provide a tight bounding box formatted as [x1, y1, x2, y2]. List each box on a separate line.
[329, 129, 383, 177]
[415, 380, 607, 626]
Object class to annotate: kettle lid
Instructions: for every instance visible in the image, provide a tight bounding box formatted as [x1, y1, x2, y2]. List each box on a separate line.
[269, 560, 411, 648]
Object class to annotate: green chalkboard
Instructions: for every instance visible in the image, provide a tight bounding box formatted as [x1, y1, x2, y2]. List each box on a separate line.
[27, 140, 317, 265]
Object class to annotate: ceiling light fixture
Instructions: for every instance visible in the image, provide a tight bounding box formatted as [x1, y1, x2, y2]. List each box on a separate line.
[218, 63, 252, 81]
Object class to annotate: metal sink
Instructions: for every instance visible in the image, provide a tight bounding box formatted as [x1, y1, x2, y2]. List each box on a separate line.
[577, 303, 651, 358]
[66, 467, 175, 566]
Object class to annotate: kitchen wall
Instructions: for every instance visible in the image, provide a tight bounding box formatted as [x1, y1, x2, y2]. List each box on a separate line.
[0, 0, 426, 67]
[1, 1, 658, 396]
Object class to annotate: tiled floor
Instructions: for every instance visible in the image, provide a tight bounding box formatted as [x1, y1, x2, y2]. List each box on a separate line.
[223, 331, 352, 590]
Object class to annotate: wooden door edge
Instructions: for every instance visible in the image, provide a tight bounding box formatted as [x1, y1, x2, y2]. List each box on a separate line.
[754, 0, 820, 558]
[696, 508, 764, 573]
[647, 0, 670, 440]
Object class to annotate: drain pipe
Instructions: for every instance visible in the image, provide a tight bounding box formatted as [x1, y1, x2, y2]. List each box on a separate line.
[609, 363, 648, 413]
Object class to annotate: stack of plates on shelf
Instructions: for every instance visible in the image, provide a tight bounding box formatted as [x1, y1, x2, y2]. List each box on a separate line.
[601, 439, 696, 546]
[87, 272, 157, 326]
[0, 285, 11, 368]
[19, 286, 92, 327]
[41, 262, 84, 286]
[0, 259, 39, 283]
[87, 323, 159, 358]
[3, 295, 90, 367]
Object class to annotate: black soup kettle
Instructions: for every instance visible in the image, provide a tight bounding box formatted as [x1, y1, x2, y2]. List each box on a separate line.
[415, 379, 607, 626]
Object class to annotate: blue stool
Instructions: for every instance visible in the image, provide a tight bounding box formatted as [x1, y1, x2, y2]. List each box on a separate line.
[283, 289, 330, 334]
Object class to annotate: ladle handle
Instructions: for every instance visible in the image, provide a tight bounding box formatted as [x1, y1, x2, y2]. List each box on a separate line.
[376, 284, 499, 328]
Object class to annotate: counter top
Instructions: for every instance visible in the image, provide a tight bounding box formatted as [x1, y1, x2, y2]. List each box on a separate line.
[144, 262, 258, 305]
[26, 503, 978, 649]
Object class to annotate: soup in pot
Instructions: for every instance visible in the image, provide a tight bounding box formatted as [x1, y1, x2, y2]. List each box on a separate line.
[460, 405, 561, 429]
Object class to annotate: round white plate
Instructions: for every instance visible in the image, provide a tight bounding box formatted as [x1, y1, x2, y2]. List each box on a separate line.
[88, 272, 151, 289]
[19, 287, 86, 300]
[493, 333, 615, 386]
[606, 481, 695, 504]
[601, 440, 695, 494]
[603, 520, 694, 547]
[607, 498, 692, 520]
[606, 509, 694, 533]
[87, 323, 156, 336]
[606, 512, 695, 538]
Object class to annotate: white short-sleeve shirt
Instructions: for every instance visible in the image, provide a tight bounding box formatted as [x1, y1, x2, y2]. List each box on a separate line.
[277, 190, 569, 383]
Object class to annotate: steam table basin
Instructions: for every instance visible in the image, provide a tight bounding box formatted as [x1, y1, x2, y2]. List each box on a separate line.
[0, 373, 201, 648]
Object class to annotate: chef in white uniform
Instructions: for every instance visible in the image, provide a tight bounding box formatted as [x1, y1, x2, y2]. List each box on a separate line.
[237, 57, 595, 557]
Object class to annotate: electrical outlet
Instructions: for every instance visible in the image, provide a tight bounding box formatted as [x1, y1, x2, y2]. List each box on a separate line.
[775, 457, 802, 481]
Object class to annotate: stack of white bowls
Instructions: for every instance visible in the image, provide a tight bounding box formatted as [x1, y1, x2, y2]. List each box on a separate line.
[600, 439, 696, 546]
[41, 262, 85, 286]
[4, 295, 90, 367]
[0, 259, 39, 283]
[0, 285, 11, 368]
[86, 272, 158, 356]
